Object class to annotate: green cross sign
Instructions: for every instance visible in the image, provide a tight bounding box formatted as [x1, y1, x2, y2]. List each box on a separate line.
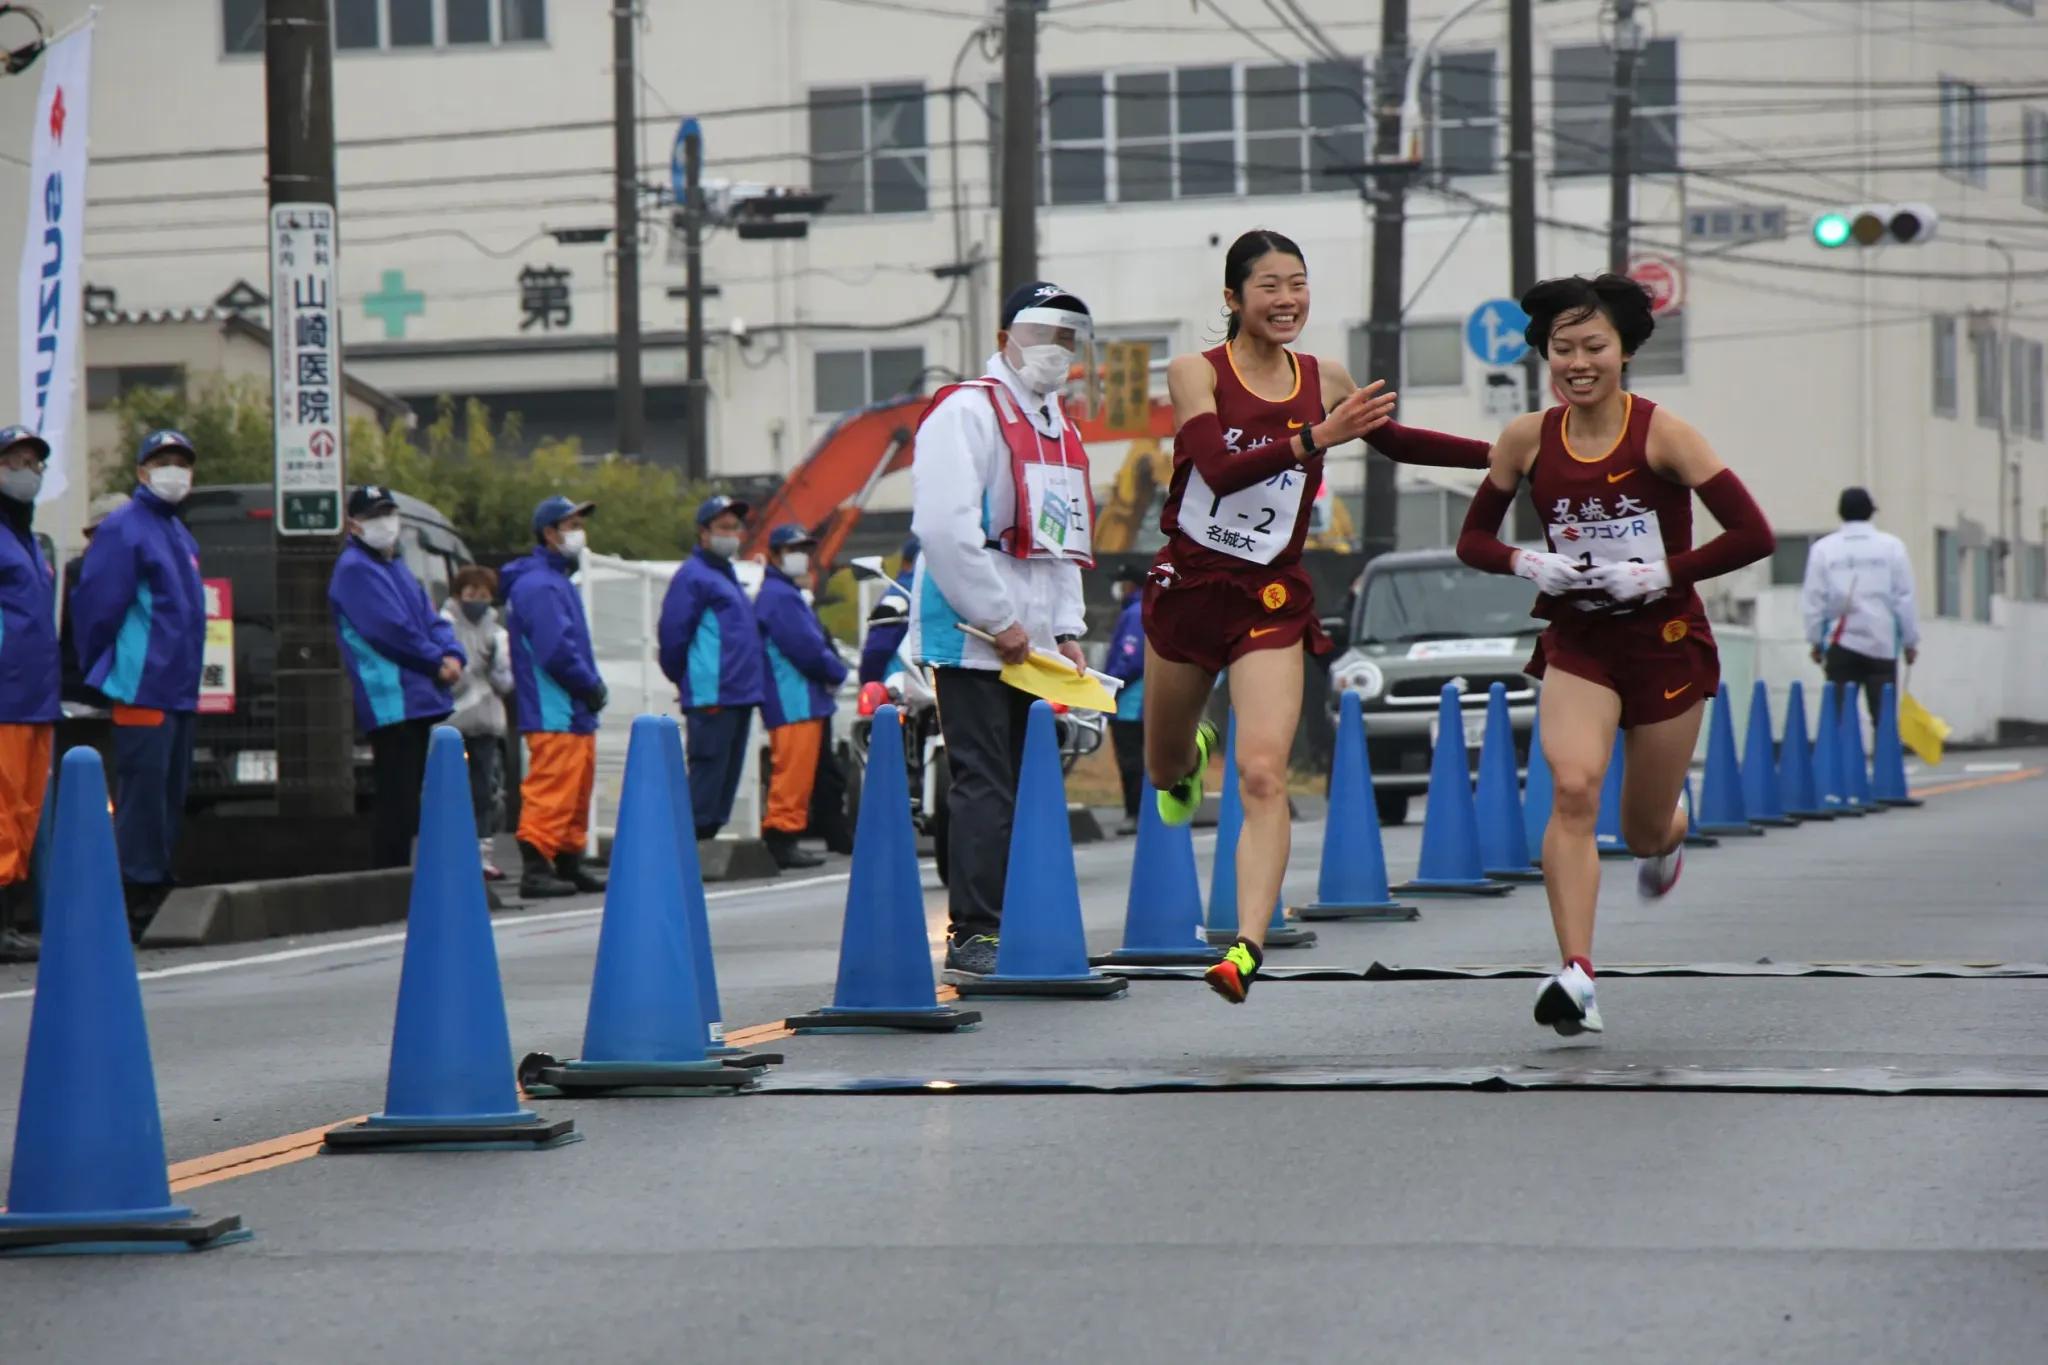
[363, 270, 424, 339]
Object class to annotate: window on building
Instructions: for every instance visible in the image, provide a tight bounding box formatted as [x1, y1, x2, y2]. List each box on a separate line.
[1769, 533, 1816, 587]
[1347, 321, 1462, 390]
[1244, 60, 1371, 196]
[230, 0, 546, 54]
[2031, 338, 2047, 440]
[1973, 544, 1994, 621]
[1933, 314, 1959, 416]
[1425, 50, 1500, 175]
[1936, 529, 1961, 617]
[810, 84, 930, 216]
[2027, 110, 2048, 210]
[1940, 77, 1988, 185]
[1631, 308, 1686, 379]
[813, 346, 927, 415]
[86, 365, 186, 411]
[222, 0, 262, 52]
[2012, 336, 2032, 435]
[1046, 73, 1107, 206]
[1972, 320, 2002, 428]
[1177, 65, 1238, 198]
[1305, 60, 1371, 191]
[2022, 543, 2048, 602]
[1113, 71, 1173, 202]
[1552, 38, 1679, 176]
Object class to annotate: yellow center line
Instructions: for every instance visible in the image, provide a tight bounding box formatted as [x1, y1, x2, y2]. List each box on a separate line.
[1912, 767, 2043, 798]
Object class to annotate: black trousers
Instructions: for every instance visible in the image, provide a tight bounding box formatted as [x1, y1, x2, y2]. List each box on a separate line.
[808, 733, 854, 854]
[369, 717, 437, 870]
[1823, 645, 1897, 727]
[1110, 718, 1145, 818]
[934, 667, 1033, 942]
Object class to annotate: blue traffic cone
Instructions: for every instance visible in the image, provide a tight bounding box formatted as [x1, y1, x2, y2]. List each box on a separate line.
[1839, 686, 1880, 813]
[1872, 682, 1922, 807]
[1740, 680, 1794, 827]
[0, 749, 250, 1255]
[956, 700, 1128, 997]
[1393, 686, 1512, 896]
[1696, 684, 1762, 837]
[1296, 690, 1419, 919]
[1779, 681, 1832, 820]
[1475, 683, 1543, 882]
[1811, 682, 1859, 816]
[789, 705, 981, 1028]
[1682, 774, 1719, 848]
[1595, 731, 1631, 858]
[1522, 710, 1552, 867]
[326, 727, 580, 1147]
[1205, 714, 1316, 947]
[1097, 781, 1222, 962]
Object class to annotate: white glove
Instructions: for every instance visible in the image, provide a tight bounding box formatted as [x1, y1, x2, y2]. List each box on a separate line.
[1586, 558, 1673, 603]
[1513, 549, 1586, 597]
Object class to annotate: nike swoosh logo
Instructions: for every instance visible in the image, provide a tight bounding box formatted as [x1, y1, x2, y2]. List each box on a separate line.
[1606, 469, 1636, 484]
[1248, 627, 1283, 639]
[1286, 419, 1304, 429]
[1663, 684, 1692, 700]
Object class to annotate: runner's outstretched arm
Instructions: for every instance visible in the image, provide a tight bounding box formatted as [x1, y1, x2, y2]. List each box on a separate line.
[1454, 412, 1544, 576]
[1366, 421, 1493, 470]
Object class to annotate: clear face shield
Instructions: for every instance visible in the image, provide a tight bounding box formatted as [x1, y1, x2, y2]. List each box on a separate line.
[1005, 306, 1098, 414]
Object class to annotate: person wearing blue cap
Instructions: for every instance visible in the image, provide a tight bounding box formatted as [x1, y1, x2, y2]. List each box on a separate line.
[658, 493, 766, 841]
[502, 494, 608, 899]
[69, 427, 206, 937]
[0, 425, 58, 962]
[857, 535, 919, 685]
[327, 485, 466, 870]
[754, 523, 847, 870]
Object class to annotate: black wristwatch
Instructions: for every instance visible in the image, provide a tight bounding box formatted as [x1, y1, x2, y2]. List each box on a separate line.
[1055, 633, 1079, 645]
[1297, 421, 1321, 457]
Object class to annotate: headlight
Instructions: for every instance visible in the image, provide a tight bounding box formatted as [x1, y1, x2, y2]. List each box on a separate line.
[1333, 659, 1385, 701]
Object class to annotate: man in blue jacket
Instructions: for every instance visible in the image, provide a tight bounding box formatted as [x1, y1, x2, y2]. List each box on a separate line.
[503, 495, 608, 899]
[328, 486, 465, 870]
[0, 426, 59, 962]
[70, 428, 206, 935]
[1104, 563, 1147, 835]
[857, 535, 918, 685]
[756, 524, 847, 870]
[658, 494, 765, 842]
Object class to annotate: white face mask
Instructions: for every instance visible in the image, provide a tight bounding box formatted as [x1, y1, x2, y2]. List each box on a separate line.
[1010, 343, 1074, 395]
[357, 515, 401, 553]
[780, 552, 810, 578]
[145, 466, 193, 504]
[706, 534, 742, 560]
[558, 528, 588, 557]
[0, 467, 43, 503]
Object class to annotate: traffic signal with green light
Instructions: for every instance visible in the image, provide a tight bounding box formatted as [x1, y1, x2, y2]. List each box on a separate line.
[1811, 204, 1939, 248]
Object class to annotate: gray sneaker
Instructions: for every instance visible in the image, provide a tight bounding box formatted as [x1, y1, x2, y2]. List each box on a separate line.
[942, 934, 1000, 983]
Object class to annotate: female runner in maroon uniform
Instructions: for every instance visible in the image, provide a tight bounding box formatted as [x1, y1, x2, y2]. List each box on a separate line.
[1144, 230, 1486, 1003]
[1452, 274, 1774, 1034]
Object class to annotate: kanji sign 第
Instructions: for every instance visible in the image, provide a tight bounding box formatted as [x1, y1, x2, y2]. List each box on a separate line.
[268, 203, 345, 534]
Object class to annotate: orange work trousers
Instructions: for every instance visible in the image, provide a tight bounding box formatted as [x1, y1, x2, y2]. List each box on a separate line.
[0, 723, 53, 886]
[765, 718, 824, 834]
[517, 731, 596, 860]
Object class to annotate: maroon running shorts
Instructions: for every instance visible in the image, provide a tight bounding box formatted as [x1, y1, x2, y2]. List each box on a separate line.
[1141, 564, 1329, 676]
[1528, 608, 1720, 728]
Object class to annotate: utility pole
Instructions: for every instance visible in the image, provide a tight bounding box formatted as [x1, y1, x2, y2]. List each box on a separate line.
[998, 0, 1039, 292]
[611, 3, 644, 458]
[264, 0, 352, 818]
[1361, 0, 1409, 562]
[1506, 0, 1543, 539]
[1607, 0, 1641, 274]
[681, 120, 707, 483]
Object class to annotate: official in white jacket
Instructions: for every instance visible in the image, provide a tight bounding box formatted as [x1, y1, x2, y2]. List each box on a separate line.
[910, 280, 1096, 981]
[1800, 486, 1921, 724]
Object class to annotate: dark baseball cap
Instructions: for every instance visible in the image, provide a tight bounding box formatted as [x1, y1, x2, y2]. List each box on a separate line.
[696, 493, 751, 527]
[0, 425, 50, 461]
[348, 485, 400, 519]
[768, 522, 818, 551]
[137, 428, 196, 464]
[1112, 562, 1145, 585]
[532, 494, 596, 536]
[1000, 281, 1090, 331]
[1838, 487, 1876, 521]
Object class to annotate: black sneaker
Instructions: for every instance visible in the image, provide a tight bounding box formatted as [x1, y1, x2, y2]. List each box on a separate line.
[519, 842, 576, 899]
[941, 934, 1000, 983]
[764, 832, 825, 870]
[553, 852, 608, 894]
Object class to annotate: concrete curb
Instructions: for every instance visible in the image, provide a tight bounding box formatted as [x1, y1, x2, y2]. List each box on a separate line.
[142, 869, 416, 948]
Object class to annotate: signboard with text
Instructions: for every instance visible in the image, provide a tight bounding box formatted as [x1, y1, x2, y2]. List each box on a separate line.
[199, 578, 235, 715]
[268, 203, 344, 534]
[1102, 340, 1153, 435]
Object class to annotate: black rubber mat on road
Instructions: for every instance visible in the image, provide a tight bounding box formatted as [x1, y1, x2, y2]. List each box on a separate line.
[1100, 961, 2048, 982]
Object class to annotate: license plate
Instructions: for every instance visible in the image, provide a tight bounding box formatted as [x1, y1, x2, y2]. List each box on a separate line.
[1428, 715, 1489, 752]
[233, 750, 278, 785]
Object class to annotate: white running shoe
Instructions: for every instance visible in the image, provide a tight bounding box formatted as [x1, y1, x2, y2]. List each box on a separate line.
[1534, 964, 1604, 1036]
[1636, 843, 1683, 900]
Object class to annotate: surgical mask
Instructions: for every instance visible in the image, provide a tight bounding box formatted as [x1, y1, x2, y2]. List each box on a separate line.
[0, 467, 42, 503]
[357, 515, 401, 553]
[706, 534, 742, 560]
[558, 528, 588, 557]
[145, 466, 193, 504]
[460, 600, 491, 624]
[1010, 343, 1074, 395]
[780, 552, 810, 578]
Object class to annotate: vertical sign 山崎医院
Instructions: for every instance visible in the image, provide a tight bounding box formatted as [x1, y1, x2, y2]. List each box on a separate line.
[268, 204, 345, 534]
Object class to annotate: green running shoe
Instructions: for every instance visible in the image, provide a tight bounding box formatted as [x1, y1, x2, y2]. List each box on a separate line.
[1156, 719, 1219, 827]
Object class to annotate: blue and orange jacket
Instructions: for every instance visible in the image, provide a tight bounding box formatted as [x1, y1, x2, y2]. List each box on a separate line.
[502, 547, 603, 735]
[69, 486, 206, 713]
[1104, 590, 1145, 722]
[754, 565, 846, 729]
[0, 503, 59, 726]
[327, 539, 462, 733]
[657, 550, 764, 710]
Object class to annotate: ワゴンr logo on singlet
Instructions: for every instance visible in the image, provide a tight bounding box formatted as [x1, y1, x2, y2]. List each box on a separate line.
[1546, 493, 1667, 613]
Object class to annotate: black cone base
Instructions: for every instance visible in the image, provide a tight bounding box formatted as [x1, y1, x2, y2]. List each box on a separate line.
[1293, 900, 1421, 923]
[1090, 946, 1224, 966]
[1698, 823, 1764, 838]
[1391, 879, 1515, 898]
[1788, 809, 1836, 822]
[1482, 868, 1547, 884]
[1685, 830, 1721, 847]
[785, 1006, 982, 1032]
[1750, 816, 1797, 828]
[1881, 797, 1924, 808]
[533, 1059, 755, 1097]
[323, 1116, 579, 1152]
[1206, 925, 1317, 948]
[954, 975, 1129, 999]
[0, 1214, 250, 1256]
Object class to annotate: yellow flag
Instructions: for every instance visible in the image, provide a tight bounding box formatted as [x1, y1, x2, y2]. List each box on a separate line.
[1898, 690, 1951, 767]
[998, 651, 1122, 713]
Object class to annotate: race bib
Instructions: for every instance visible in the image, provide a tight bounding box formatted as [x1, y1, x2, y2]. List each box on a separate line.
[1548, 506, 1667, 612]
[1022, 462, 1092, 561]
[1180, 464, 1305, 565]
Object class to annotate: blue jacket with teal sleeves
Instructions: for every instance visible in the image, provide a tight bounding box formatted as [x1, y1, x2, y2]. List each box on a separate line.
[755, 566, 846, 729]
[658, 550, 764, 710]
[856, 570, 914, 685]
[502, 548, 603, 735]
[0, 506, 60, 725]
[69, 486, 205, 713]
[1105, 591, 1145, 722]
[327, 539, 462, 733]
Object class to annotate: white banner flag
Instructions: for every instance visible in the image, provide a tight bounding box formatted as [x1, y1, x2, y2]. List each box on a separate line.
[15, 26, 92, 505]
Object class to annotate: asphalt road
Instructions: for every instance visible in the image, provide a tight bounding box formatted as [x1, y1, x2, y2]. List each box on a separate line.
[3, 754, 2046, 1363]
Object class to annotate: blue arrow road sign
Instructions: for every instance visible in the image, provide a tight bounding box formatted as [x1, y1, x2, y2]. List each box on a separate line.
[1466, 299, 1531, 366]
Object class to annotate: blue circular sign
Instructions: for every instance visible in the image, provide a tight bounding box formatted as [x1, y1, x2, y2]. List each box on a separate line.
[1465, 299, 1532, 367]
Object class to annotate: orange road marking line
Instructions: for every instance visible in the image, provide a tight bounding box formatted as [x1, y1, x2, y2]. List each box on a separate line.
[1913, 767, 2043, 798]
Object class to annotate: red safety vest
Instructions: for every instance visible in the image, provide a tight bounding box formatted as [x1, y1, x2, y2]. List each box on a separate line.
[917, 378, 1096, 566]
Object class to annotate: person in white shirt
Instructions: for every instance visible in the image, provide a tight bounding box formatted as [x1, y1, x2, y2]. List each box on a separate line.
[909, 280, 1095, 981]
[1800, 487, 1921, 724]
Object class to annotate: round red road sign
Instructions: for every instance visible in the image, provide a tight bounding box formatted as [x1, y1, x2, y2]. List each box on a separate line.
[1628, 256, 1684, 315]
